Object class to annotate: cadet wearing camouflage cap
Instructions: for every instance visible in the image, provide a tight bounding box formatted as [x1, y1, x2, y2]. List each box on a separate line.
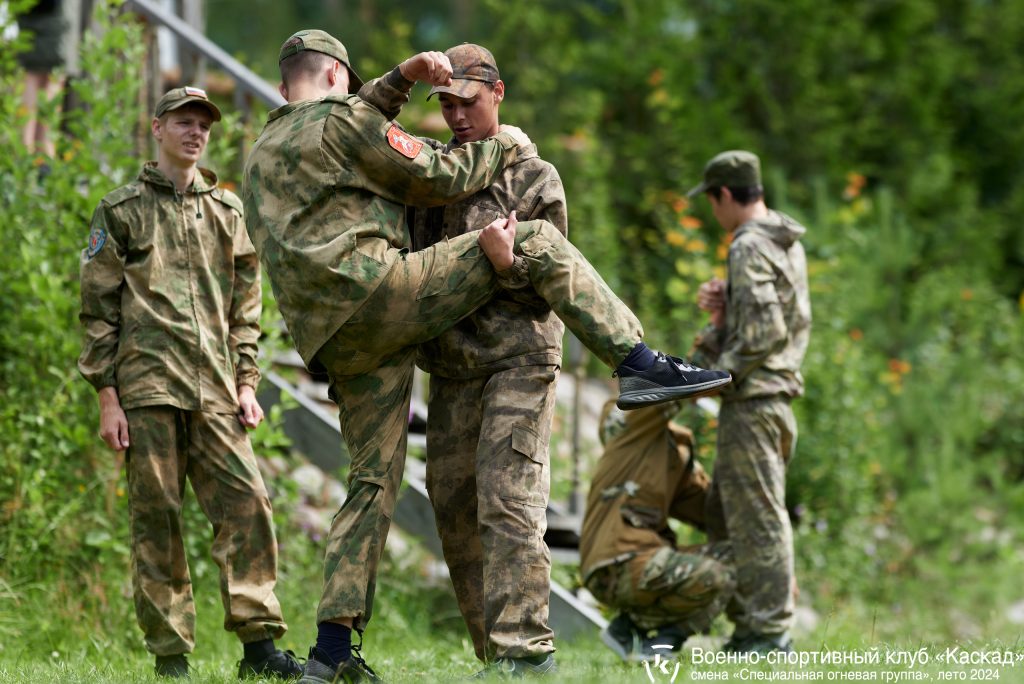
[244, 29, 730, 683]
[690, 150, 812, 654]
[581, 401, 735, 663]
[409, 42, 563, 677]
[78, 87, 301, 679]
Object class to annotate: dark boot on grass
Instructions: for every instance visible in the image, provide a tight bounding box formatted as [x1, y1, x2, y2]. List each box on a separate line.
[155, 653, 190, 678]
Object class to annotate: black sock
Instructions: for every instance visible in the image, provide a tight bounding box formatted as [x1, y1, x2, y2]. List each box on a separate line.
[618, 341, 657, 371]
[315, 621, 352, 667]
[244, 638, 276, 663]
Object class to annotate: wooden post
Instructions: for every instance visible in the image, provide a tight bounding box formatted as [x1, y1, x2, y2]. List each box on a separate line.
[139, 15, 161, 158]
[179, 0, 205, 86]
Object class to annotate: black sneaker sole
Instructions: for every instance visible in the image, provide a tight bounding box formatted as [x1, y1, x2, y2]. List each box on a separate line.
[616, 376, 732, 410]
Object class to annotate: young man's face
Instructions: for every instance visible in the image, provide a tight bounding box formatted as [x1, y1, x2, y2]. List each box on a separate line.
[438, 81, 504, 144]
[707, 189, 737, 232]
[152, 106, 213, 166]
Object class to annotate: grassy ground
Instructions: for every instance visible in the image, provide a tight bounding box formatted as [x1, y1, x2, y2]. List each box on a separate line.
[2, 532, 1023, 682]
[2, 552, 1024, 679]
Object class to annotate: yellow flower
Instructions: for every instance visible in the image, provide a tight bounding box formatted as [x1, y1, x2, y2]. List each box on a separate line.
[666, 230, 687, 247]
[685, 239, 706, 253]
[679, 215, 702, 230]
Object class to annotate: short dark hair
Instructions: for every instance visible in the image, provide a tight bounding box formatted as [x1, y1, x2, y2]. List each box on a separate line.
[707, 185, 764, 206]
[280, 50, 334, 89]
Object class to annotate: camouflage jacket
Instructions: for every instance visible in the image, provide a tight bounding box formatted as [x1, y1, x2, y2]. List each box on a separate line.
[692, 210, 811, 403]
[579, 401, 709, 583]
[408, 139, 567, 378]
[78, 163, 261, 413]
[242, 67, 523, 369]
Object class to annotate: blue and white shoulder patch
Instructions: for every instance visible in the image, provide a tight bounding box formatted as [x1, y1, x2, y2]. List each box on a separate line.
[86, 225, 107, 260]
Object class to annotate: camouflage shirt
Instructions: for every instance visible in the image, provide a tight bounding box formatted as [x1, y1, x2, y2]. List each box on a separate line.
[242, 68, 523, 368]
[78, 163, 261, 413]
[409, 140, 567, 378]
[692, 210, 811, 402]
[579, 401, 709, 583]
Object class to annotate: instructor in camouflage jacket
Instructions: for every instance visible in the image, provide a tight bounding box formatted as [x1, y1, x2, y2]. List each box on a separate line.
[408, 43, 565, 676]
[243, 30, 728, 684]
[689, 150, 812, 654]
[78, 88, 300, 679]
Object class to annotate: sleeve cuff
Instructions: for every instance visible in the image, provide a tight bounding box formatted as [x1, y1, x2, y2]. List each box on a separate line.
[384, 66, 415, 92]
[495, 255, 531, 290]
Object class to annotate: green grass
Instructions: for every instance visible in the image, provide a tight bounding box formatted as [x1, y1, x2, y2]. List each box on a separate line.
[2, 526, 1024, 682]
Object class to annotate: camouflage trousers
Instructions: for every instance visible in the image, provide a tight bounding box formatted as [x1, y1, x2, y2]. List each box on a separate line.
[585, 542, 735, 633]
[425, 366, 558, 662]
[124, 406, 286, 656]
[313, 219, 642, 625]
[706, 396, 797, 636]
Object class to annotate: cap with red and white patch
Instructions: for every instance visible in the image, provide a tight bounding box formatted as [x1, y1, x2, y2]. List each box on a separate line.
[154, 86, 222, 121]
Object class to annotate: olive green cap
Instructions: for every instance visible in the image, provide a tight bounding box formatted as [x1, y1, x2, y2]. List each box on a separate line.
[154, 86, 222, 122]
[278, 29, 364, 91]
[686, 150, 762, 197]
[427, 43, 499, 100]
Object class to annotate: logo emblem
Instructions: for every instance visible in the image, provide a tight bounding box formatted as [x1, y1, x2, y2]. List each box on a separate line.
[86, 225, 107, 260]
[184, 86, 208, 99]
[643, 645, 680, 683]
[386, 125, 424, 159]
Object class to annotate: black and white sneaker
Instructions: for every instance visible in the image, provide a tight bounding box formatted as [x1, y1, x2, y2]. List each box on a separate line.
[615, 352, 731, 409]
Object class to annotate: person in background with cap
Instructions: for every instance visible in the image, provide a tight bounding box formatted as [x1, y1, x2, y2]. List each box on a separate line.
[404, 42, 563, 677]
[78, 87, 301, 680]
[688, 150, 812, 654]
[243, 29, 730, 684]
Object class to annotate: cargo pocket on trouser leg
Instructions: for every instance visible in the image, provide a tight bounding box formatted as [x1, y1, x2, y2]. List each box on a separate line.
[507, 424, 548, 511]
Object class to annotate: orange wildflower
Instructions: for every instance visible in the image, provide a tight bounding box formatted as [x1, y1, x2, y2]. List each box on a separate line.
[679, 215, 702, 230]
[849, 328, 863, 341]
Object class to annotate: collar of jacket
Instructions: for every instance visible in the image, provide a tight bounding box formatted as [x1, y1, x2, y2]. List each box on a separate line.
[445, 137, 538, 163]
[139, 161, 218, 194]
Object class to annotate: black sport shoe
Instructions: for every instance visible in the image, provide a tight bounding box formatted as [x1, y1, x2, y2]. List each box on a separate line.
[298, 646, 380, 683]
[600, 614, 689, 663]
[155, 654, 190, 678]
[469, 654, 557, 678]
[238, 648, 303, 679]
[615, 352, 731, 409]
[723, 631, 793, 654]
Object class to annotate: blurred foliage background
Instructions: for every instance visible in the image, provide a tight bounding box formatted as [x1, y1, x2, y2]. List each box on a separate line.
[2, 0, 1024, 670]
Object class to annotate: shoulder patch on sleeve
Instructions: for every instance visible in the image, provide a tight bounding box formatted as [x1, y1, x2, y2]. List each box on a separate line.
[213, 188, 244, 215]
[386, 124, 424, 159]
[86, 225, 107, 260]
[103, 183, 141, 207]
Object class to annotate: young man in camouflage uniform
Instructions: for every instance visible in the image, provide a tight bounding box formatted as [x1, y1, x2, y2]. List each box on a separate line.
[406, 43, 564, 677]
[581, 401, 735, 663]
[78, 88, 301, 680]
[243, 29, 730, 683]
[689, 150, 812, 654]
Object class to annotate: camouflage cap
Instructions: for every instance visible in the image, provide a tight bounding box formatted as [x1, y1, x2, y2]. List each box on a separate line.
[686, 150, 762, 197]
[154, 86, 222, 121]
[427, 43, 499, 100]
[278, 29, 364, 91]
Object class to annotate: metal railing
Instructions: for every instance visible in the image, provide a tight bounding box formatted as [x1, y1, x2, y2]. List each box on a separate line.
[124, 0, 284, 110]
